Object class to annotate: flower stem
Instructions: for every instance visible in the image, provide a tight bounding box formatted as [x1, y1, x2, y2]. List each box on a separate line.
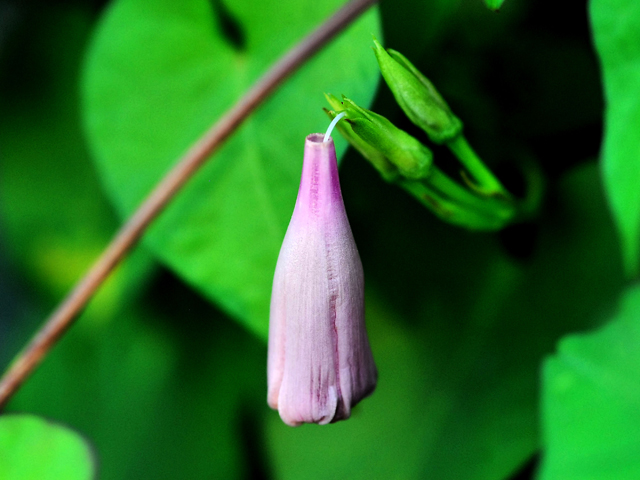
[447, 135, 510, 197]
[401, 167, 515, 230]
[0, 0, 378, 411]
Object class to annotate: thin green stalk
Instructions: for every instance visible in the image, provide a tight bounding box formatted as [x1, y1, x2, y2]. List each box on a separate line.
[447, 135, 510, 197]
[400, 167, 515, 230]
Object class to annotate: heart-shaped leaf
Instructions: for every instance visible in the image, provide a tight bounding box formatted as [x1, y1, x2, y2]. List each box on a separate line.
[82, 0, 381, 337]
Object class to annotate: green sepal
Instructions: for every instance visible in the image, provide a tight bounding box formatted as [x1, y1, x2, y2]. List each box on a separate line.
[324, 91, 346, 113]
[372, 38, 463, 144]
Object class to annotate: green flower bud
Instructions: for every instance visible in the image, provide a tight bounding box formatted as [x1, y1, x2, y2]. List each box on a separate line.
[323, 96, 399, 182]
[323, 96, 515, 230]
[372, 38, 463, 144]
[341, 97, 433, 180]
[337, 96, 433, 180]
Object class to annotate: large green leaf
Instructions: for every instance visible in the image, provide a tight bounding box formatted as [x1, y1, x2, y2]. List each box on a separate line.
[0, 414, 95, 480]
[539, 284, 640, 480]
[82, 0, 381, 338]
[591, 0, 640, 276]
[264, 162, 624, 480]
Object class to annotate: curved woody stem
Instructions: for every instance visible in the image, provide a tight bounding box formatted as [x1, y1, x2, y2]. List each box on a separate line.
[0, 0, 378, 411]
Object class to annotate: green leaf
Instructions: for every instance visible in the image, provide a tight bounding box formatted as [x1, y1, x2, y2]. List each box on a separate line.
[539, 284, 640, 480]
[82, 0, 381, 338]
[591, 0, 640, 276]
[0, 414, 95, 480]
[484, 0, 506, 11]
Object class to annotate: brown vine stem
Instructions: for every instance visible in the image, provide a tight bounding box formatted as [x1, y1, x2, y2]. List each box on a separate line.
[0, 0, 377, 411]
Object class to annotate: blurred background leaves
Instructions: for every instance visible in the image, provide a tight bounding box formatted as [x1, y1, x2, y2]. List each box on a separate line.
[484, 0, 507, 12]
[0, 0, 636, 479]
[540, 284, 640, 480]
[0, 414, 95, 479]
[590, 0, 640, 277]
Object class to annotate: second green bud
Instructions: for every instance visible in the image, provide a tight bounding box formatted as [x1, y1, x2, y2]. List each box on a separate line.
[372, 38, 463, 144]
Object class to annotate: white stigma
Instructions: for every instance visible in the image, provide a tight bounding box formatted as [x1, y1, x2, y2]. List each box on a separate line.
[323, 112, 347, 142]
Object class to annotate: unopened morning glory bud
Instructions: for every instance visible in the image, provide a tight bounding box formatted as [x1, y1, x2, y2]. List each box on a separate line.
[372, 38, 463, 144]
[268, 123, 377, 426]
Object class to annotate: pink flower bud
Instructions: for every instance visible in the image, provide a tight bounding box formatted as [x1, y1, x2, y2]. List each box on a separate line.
[267, 133, 377, 426]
